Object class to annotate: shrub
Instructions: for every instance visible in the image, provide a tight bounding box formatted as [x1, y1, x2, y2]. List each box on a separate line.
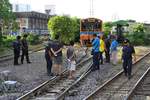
[125, 32, 150, 45]
[2, 35, 16, 48]
[27, 34, 41, 45]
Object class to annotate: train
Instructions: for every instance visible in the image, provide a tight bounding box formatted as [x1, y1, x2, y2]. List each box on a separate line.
[80, 18, 103, 46]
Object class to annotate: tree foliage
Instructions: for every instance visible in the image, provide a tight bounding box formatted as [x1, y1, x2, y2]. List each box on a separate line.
[0, 0, 15, 45]
[112, 20, 129, 26]
[0, 0, 13, 20]
[27, 34, 41, 45]
[132, 23, 145, 33]
[72, 17, 80, 42]
[48, 15, 80, 44]
[102, 22, 113, 36]
[125, 23, 150, 45]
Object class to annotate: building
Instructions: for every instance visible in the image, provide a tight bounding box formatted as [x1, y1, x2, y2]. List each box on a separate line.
[12, 4, 31, 12]
[45, 5, 56, 15]
[14, 11, 52, 35]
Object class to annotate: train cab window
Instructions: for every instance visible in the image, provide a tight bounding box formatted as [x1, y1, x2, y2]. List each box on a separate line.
[81, 18, 102, 32]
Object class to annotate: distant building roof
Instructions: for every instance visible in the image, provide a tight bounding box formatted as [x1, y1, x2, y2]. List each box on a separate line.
[12, 4, 31, 12]
[14, 11, 53, 19]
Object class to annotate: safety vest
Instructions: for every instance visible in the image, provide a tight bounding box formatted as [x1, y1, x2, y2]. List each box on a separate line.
[99, 39, 105, 52]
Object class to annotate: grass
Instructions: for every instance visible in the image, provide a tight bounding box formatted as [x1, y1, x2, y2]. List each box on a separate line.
[117, 46, 150, 64]
[0, 47, 13, 56]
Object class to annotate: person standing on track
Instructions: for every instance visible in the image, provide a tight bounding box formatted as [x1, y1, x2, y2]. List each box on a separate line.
[98, 34, 106, 64]
[121, 39, 136, 79]
[104, 35, 111, 63]
[91, 34, 100, 71]
[12, 36, 21, 65]
[45, 39, 54, 76]
[21, 34, 31, 64]
[110, 35, 118, 65]
[50, 35, 63, 75]
[67, 41, 76, 79]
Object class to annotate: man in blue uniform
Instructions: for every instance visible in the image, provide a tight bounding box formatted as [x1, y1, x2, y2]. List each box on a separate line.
[21, 34, 31, 64]
[91, 34, 100, 71]
[122, 39, 136, 79]
[13, 36, 21, 65]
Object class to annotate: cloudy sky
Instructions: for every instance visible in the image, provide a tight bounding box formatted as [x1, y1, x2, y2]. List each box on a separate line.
[10, 0, 150, 22]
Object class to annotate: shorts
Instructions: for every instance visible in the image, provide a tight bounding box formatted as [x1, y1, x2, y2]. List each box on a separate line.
[68, 60, 76, 71]
[53, 56, 62, 65]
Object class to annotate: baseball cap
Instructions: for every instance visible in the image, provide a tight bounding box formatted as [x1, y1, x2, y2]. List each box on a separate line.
[123, 39, 129, 43]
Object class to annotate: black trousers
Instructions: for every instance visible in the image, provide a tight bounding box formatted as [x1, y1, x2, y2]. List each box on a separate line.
[21, 49, 30, 63]
[45, 54, 52, 75]
[123, 58, 132, 76]
[105, 50, 110, 63]
[14, 50, 20, 65]
[91, 52, 100, 71]
[99, 52, 103, 64]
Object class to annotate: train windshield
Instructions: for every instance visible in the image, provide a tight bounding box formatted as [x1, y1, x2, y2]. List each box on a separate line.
[81, 18, 101, 31]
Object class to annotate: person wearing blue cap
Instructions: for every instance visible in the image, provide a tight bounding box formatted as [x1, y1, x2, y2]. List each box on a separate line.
[121, 39, 136, 79]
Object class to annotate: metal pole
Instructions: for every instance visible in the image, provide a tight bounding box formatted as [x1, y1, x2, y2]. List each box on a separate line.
[89, 0, 94, 17]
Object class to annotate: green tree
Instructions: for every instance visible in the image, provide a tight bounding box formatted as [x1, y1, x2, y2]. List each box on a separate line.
[72, 17, 80, 42]
[27, 34, 40, 45]
[48, 15, 79, 44]
[103, 22, 113, 36]
[0, 0, 14, 45]
[12, 21, 19, 32]
[125, 23, 150, 45]
[132, 23, 145, 33]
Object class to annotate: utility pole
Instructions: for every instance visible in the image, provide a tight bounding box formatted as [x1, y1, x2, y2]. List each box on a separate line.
[90, 0, 94, 17]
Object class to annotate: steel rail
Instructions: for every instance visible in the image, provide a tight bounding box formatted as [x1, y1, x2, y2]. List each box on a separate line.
[0, 46, 43, 58]
[56, 62, 92, 100]
[83, 51, 150, 100]
[0, 47, 44, 63]
[125, 66, 150, 100]
[17, 70, 67, 100]
[17, 56, 92, 100]
[0, 54, 12, 59]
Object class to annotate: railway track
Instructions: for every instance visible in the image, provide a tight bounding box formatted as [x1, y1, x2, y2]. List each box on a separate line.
[84, 51, 150, 100]
[126, 65, 150, 100]
[0, 46, 44, 63]
[16, 53, 92, 100]
[0, 45, 88, 63]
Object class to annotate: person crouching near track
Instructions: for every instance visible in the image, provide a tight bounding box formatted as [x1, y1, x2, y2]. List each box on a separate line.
[67, 41, 76, 79]
[121, 39, 136, 79]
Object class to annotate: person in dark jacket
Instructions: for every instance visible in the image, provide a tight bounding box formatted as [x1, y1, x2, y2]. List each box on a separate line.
[13, 36, 21, 65]
[45, 40, 54, 76]
[50, 35, 63, 75]
[21, 34, 31, 64]
[104, 36, 111, 63]
[122, 39, 136, 79]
